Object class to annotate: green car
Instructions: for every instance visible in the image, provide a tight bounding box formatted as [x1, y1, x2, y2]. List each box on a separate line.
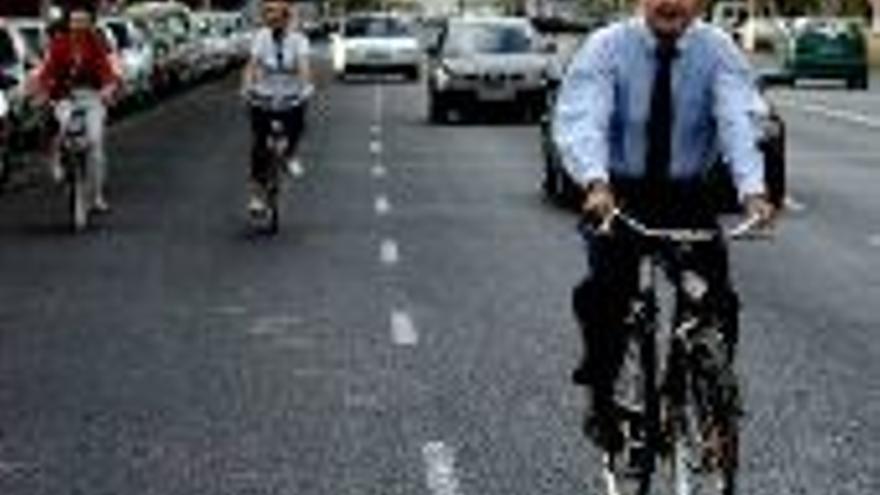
[782, 18, 868, 89]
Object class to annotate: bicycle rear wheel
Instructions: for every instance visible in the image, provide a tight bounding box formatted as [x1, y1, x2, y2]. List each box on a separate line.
[69, 154, 88, 232]
[265, 158, 281, 234]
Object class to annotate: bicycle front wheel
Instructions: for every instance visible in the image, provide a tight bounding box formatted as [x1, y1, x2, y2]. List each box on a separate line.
[69, 155, 88, 232]
[668, 376, 740, 495]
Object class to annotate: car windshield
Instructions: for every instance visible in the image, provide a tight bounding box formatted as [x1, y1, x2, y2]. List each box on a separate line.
[345, 17, 411, 38]
[18, 27, 43, 57]
[444, 23, 534, 56]
[107, 22, 132, 50]
[0, 30, 16, 67]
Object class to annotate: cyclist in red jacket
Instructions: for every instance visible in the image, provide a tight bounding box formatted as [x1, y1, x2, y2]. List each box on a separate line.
[34, 3, 119, 212]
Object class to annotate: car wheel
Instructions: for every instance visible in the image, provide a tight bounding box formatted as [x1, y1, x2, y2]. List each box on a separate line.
[406, 66, 420, 82]
[428, 91, 447, 124]
[847, 74, 868, 90]
[541, 161, 558, 199]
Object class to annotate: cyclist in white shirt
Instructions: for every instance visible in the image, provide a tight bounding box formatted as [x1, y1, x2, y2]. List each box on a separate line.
[241, 0, 311, 214]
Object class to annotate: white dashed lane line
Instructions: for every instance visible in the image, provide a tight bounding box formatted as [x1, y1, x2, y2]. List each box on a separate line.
[869, 234, 880, 248]
[371, 164, 388, 178]
[423, 442, 462, 495]
[784, 195, 806, 213]
[369, 140, 383, 155]
[375, 195, 391, 215]
[390, 309, 418, 346]
[380, 239, 399, 265]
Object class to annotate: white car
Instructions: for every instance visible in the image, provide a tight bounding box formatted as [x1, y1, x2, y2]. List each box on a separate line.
[332, 13, 421, 80]
[100, 17, 156, 102]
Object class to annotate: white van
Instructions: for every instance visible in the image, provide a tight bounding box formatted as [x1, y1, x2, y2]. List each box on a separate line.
[711, 1, 749, 35]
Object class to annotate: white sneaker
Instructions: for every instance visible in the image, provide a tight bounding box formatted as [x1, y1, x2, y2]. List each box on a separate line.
[248, 194, 267, 215]
[50, 160, 64, 183]
[286, 158, 304, 178]
[92, 196, 111, 214]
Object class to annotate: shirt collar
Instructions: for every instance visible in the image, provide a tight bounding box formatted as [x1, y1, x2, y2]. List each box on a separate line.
[632, 16, 702, 57]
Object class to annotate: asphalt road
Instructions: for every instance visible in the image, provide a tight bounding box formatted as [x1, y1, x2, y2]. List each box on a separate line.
[0, 62, 878, 494]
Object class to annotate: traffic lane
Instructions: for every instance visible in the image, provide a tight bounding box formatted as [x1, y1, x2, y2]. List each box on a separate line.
[377, 82, 622, 494]
[378, 81, 878, 493]
[769, 94, 880, 283]
[728, 99, 880, 492]
[0, 76, 421, 494]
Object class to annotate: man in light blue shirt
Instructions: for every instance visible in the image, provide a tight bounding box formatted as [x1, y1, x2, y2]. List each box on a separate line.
[554, 0, 776, 451]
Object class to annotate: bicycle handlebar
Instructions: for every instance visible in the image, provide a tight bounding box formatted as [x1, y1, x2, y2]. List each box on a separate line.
[243, 84, 314, 111]
[586, 209, 773, 243]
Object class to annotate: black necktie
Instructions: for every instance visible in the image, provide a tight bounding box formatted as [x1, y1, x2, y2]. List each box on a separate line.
[646, 44, 677, 184]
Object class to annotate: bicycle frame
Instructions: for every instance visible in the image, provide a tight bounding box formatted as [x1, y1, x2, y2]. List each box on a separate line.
[58, 97, 92, 232]
[245, 89, 305, 234]
[584, 210, 765, 495]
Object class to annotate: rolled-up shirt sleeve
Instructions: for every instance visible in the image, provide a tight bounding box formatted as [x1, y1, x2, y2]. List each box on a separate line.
[552, 31, 616, 188]
[713, 40, 766, 199]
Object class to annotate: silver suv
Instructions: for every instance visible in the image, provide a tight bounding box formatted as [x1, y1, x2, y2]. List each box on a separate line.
[426, 17, 554, 123]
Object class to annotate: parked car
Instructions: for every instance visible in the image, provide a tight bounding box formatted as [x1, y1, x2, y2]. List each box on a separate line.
[100, 16, 155, 103]
[780, 17, 868, 89]
[0, 19, 44, 154]
[194, 12, 239, 76]
[539, 72, 786, 211]
[126, 2, 202, 92]
[6, 18, 47, 66]
[0, 68, 16, 184]
[332, 13, 421, 80]
[710, 1, 748, 38]
[426, 16, 554, 123]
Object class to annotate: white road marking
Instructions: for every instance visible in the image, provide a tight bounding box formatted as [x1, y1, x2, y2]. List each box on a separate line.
[784, 195, 806, 213]
[391, 309, 417, 346]
[371, 164, 388, 178]
[774, 96, 880, 130]
[869, 234, 880, 248]
[423, 442, 462, 495]
[375, 195, 391, 215]
[370, 140, 383, 154]
[375, 84, 383, 117]
[380, 239, 399, 265]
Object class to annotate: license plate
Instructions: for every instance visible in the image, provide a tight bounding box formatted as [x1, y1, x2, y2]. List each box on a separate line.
[367, 51, 390, 61]
[817, 45, 843, 56]
[478, 86, 515, 102]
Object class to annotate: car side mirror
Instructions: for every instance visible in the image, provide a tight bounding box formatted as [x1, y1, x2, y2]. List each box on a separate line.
[543, 40, 558, 54]
[755, 70, 790, 92]
[426, 44, 440, 58]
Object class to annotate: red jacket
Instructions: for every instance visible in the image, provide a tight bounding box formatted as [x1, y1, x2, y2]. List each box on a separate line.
[38, 31, 118, 100]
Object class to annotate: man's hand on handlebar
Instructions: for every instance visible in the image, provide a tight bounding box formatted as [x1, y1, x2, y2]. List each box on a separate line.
[582, 180, 617, 227]
[743, 193, 777, 230]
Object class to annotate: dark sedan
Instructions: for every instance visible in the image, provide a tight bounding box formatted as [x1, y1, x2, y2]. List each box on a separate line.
[539, 75, 787, 212]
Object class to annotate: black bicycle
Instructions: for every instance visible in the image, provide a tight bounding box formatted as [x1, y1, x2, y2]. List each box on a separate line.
[244, 87, 310, 234]
[581, 210, 767, 495]
[58, 96, 92, 232]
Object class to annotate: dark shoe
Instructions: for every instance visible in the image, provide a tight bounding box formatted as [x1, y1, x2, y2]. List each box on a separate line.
[583, 408, 625, 453]
[571, 360, 591, 385]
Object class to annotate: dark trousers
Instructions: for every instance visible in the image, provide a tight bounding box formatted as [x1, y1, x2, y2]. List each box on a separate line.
[572, 178, 740, 411]
[250, 105, 305, 184]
